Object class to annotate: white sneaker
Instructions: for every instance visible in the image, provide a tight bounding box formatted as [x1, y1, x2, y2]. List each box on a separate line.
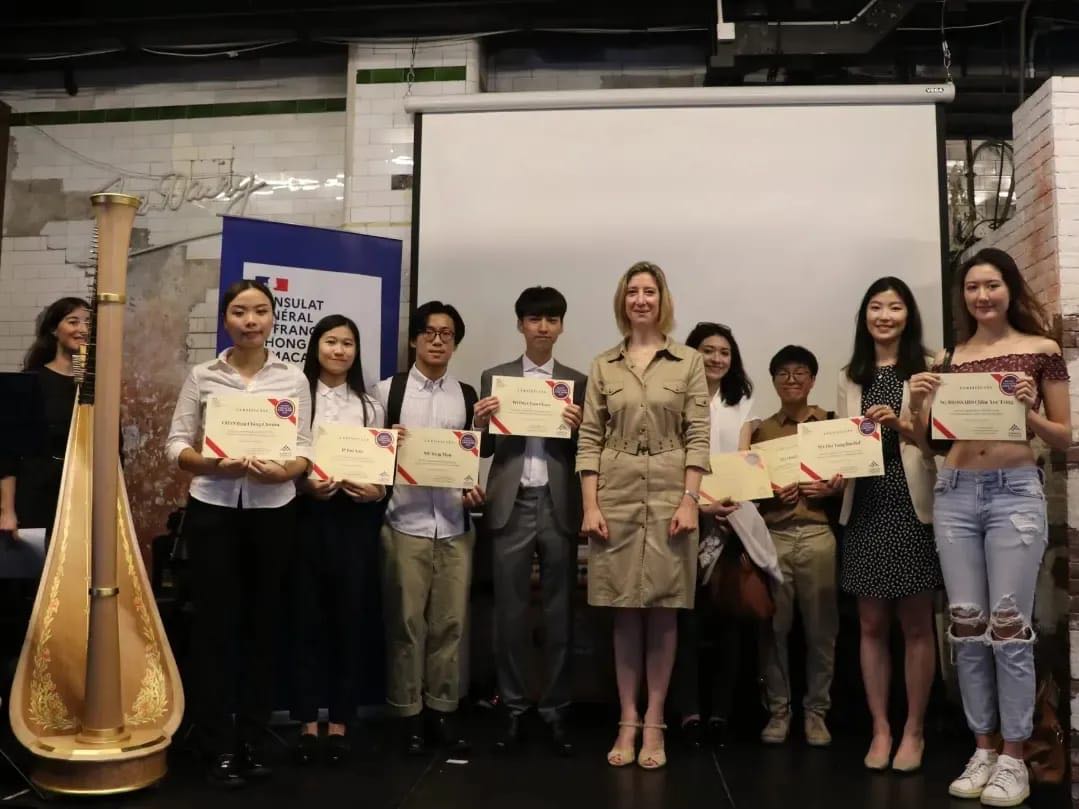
[948, 749, 998, 799]
[979, 755, 1030, 807]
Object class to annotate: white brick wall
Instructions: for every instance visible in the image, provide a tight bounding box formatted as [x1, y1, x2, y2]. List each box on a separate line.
[1, 61, 348, 370]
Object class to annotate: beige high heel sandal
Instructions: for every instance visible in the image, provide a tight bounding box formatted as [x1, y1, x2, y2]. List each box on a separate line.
[638, 722, 667, 770]
[607, 721, 641, 767]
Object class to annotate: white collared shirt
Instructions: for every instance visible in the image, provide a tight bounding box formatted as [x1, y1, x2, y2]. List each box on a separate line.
[374, 365, 467, 539]
[313, 380, 386, 431]
[166, 349, 313, 509]
[709, 391, 755, 454]
[520, 356, 553, 488]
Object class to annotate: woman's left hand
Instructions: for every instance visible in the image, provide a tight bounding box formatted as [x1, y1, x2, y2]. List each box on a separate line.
[669, 499, 699, 538]
[246, 458, 291, 484]
[1014, 377, 1037, 411]
[341, 481, 385, 502]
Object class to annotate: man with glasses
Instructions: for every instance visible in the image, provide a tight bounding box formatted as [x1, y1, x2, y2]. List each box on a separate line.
[751, 345, 843, 748]
[472, 287, 586, 756]
[375, 300, 484, 756]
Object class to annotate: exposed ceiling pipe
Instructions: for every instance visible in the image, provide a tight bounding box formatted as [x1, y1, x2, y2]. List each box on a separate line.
[1017, 0, 1033, 100]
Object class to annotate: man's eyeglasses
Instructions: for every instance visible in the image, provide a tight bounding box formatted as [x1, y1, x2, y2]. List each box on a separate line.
[420, 327, 456, 343]
[773, 369, 812, 382]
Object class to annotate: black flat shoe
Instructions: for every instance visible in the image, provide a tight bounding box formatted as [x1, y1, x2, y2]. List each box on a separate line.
[295, 733, 319, 766]
[428, 711, 470, 756]
[206, 753, 247, 789]
[326, 734, 351, 765]
[494, 713, 524, 753]
[708, 718, 730, 748]
[681, 718, 705, 750]
[547, 718, 575, 758]
[236, 742, 272, 780]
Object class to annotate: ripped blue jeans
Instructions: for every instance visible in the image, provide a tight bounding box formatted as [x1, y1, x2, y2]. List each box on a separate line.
[933, 467, 1047, 742]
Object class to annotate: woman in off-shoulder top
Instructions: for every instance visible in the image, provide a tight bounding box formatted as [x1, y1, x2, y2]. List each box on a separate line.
[908, 248, 1071, 806]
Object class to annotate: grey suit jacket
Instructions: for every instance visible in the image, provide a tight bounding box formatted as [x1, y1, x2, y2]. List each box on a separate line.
[479, 357, 588, 535]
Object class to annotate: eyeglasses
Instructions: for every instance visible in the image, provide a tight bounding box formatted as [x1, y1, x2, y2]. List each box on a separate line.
[420, 328, 456, 343]
[773, 369, 812, 382]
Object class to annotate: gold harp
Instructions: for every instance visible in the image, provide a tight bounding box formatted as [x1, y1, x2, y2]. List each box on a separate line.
[8, 193, 184, 794]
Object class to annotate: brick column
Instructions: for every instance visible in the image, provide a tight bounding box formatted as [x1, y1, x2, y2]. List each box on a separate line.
[344, 41, 483, 364]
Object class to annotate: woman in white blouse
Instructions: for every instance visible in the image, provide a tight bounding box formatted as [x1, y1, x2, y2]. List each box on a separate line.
[166, 280, 312, 788]
[671, 322, 757, 747]
[292, 315, 387, 765]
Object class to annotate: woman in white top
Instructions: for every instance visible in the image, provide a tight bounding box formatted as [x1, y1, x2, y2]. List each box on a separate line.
[671, 322, 756, 747]
[166, 279, 312, 788]
[292, 315, 387, 765]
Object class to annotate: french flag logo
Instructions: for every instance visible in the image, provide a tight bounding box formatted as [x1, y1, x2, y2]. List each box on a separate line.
[255, 275, 289, 292]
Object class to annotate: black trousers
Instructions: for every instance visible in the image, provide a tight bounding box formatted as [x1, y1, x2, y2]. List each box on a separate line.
[292, 493, 382, 725]
[185, 496, 295, 756]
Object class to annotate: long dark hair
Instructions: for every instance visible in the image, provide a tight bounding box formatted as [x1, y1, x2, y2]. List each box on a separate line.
[23, 297, 91, 370]
[846, 277, 928, 386]
[302, 314, 374, 426]
[685, 322, 753, 406]
[954, 248, 1052, 342]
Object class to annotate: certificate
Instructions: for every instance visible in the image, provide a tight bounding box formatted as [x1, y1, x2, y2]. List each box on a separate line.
[310, 425, 398, 485]
[798, 417, 884, 481]
[931, 372, 1027, 441]
[750, 434, 801, 490]
[395, 428, 481, 489]
[202, 394, 298, 461]
[489, 375, 574, 439]
[700, 451, 774, 503]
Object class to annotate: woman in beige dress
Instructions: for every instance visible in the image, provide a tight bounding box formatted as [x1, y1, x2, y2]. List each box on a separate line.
[577, 262, 711, 770]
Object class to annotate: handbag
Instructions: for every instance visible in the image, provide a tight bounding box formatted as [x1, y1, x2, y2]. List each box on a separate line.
[709, 541, 775, 621]
[927, 349, 954, 455]
[1022, 677, 1065, 784]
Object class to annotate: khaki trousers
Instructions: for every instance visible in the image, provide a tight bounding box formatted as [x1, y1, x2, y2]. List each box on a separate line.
[381, 525, 475, 716]
[760, 522, 838, 717]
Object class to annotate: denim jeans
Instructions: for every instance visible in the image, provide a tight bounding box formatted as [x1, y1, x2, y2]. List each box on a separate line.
[933, 466, 1047, 742]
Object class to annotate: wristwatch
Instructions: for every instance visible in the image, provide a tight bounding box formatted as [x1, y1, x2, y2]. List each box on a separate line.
[683, 490, 701, 503]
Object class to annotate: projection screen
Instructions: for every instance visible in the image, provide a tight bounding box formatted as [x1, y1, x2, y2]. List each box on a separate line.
[407, 85, 952, 415]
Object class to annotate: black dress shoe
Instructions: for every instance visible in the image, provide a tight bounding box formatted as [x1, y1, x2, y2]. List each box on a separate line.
[405, 715, 428, 757]
[236, 742, 272, 780]
[494, 713, 524, 753]
[547, 718, 575, 757]
[325, 734, 351, 765]
[294, 733, 319, 766]
[428, 711, 470, 756]
[206, 753, 247, 789]
[681, 718, 705, 749]
[708, 717, 730, 748]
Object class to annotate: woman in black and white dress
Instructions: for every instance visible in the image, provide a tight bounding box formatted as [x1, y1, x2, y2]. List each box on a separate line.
[837, 277, 941, 773]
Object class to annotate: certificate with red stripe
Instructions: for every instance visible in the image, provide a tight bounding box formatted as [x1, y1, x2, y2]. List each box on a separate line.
[394, 428, 481, 489]
[310, 425, 398, 485]
[797, 417, 884, 482]
[202, 394, 299, 461]
[489, 376, 574, 439]
[931, 372, 1027, 441]
[700, 451, 774, 503]
[751, 434, 800, 490]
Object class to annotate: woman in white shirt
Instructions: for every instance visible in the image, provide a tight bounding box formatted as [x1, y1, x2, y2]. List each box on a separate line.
[166, 280, 312, 788]
[292, 315, 387, 765]
[671, 322, 756, 747]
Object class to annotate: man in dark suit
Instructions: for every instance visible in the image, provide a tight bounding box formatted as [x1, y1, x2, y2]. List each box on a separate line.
[472, 287, 587, 757]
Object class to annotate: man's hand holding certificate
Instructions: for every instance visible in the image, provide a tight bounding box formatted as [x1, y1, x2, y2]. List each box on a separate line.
[202, 394, 299, 461]
[395, 428, 482, 489]
[931, 373, 1027, 441]
[311, 425, 398, 485]
[486, 376, 575, 439]
[700, 451, 774, 503]
[798, 416, 884, 481]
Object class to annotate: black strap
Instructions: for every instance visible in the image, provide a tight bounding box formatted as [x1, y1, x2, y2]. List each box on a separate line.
[386, 371, 409, 428]
[461, 382, 477, 431]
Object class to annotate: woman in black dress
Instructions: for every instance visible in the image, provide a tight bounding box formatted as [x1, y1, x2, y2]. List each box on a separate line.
[836, 277, 942, 773]
[0, 297, 91, 539]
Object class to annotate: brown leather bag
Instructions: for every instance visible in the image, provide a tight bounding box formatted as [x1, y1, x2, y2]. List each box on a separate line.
[710, 549, 775, 621]
[1023, 678, 1065, 784]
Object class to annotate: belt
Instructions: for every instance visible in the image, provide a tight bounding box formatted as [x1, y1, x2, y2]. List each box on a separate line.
[605, 436, 684, 456]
